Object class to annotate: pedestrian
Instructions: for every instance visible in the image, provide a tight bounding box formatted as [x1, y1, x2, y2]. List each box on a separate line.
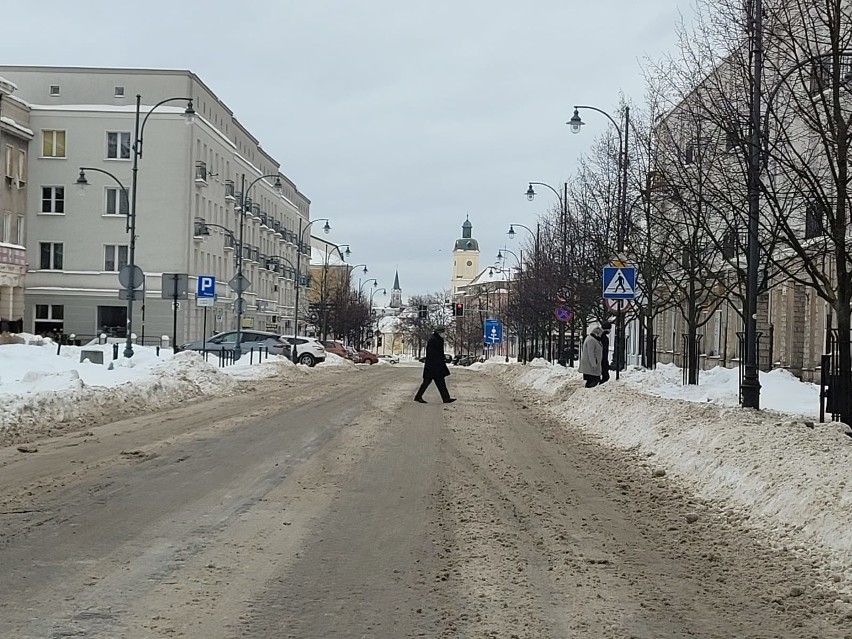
[599, 321, 612, 384]
[414, 326, 456, 404]
[578, 327, 604, 388]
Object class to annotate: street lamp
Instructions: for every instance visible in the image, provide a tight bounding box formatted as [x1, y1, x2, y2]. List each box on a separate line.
[292, 217, 332, 362]
[232, 173, 284, 359]
[571, 103, 631, 378]
[348, 263, 369, 276]
[76, 95, 194, 358]
[358, 278, 378, 297]
[525, 181, 570, 363]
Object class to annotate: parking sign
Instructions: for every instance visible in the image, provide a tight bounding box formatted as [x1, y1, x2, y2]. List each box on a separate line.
[197, 275, 216, 298]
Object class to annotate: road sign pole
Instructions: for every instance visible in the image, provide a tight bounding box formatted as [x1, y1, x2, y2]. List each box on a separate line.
[172, 274, 179, 354]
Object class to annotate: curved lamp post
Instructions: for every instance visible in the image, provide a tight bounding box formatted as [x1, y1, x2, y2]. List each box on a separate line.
[292, 218, 331, 362]
[77, 95, 194, 358]
[232, 173, 284, 359]
[525, 181, 570, 362]
[358, 278, 378, 298]
[570, 103, 630, 378]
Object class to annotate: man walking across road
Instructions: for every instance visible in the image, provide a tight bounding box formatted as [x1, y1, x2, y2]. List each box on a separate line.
[414, 326, 456, 404]
[578, 326, 604, 388]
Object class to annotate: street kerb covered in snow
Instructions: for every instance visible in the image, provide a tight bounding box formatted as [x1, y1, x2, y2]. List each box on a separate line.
[479, 358, 852, 594]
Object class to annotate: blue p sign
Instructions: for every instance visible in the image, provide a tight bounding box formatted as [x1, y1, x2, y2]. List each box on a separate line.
[197, 275, 216, 298]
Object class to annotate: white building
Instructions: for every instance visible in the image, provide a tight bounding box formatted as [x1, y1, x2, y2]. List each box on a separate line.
[0, 66, 311, 345]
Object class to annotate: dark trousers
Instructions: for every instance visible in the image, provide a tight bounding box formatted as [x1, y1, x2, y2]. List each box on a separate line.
[583, 374, 600, 388]
[415, 376, 450, 401]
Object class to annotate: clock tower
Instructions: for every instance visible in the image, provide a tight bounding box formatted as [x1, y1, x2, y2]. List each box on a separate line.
[451, 217, 480, 296]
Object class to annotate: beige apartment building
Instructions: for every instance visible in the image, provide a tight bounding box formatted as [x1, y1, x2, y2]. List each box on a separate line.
[0, 76, 30, 333]
[0, 66, 311, 345]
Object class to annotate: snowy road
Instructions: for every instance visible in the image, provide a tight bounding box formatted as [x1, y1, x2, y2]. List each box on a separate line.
[0, 365, 848, 637]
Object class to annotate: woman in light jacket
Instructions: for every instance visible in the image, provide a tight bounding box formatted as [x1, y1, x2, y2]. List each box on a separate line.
[578, 327, 603, 388]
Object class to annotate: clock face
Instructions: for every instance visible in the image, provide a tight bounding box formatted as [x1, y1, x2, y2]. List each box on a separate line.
[466, 260, 473, 267]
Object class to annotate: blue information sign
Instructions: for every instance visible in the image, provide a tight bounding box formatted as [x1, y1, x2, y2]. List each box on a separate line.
[602, 266, 636, 300]
[197, 275, 216, 298]
[484, 319, 503, 344]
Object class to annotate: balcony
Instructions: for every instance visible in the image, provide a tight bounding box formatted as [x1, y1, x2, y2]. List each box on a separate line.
[0, 244, 26, 271]
[224, 234, 237, 252]
[224, 180, 236, 201]
[243, 197, 253, 218]
[194, 161, 208, 186]
[250, 246, 260, 263]
[241, 244, 251, 262]
[193, 217, 206, 241]
[258, 212, 269, 228]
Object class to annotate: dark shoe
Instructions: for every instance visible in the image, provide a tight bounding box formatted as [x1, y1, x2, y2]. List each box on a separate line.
[414, 398, 427, 403]
[443, 398, 457, 404]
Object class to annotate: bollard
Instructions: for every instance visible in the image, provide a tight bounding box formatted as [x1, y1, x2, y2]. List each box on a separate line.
[56, 339, 62, 356]
[113, 343, 119, 360]
[156, 346, 160, 357]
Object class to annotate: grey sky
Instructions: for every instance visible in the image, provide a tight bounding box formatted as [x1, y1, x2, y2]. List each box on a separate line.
[5, 0, 692, 301]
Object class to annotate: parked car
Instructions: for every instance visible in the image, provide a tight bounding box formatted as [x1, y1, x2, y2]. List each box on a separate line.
[356, 349, 379, 364]
[377, 354, 399, 364]
[321, 340, 351, 360]
[279, 335, 327, 366]
[180, 330, 291, 357]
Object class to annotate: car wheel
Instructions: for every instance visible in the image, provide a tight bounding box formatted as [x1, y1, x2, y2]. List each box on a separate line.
[298, 353, 316, 367]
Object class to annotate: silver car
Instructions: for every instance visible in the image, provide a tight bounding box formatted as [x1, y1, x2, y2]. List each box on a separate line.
[180, 330, 291, 357]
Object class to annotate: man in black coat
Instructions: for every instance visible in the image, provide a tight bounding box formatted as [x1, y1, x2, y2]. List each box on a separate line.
[414, 326, 456, 404]
[599, 320, 612, 384]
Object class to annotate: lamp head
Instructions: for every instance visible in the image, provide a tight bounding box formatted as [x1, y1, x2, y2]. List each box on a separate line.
[323, 220, 331, 234]
[75, 169, 89, 196]
[507, 224, 516, 239]
[568, 108, 584, 134]
[362, 265, 368, 274]
[273, 176, 283, 192]
[183, 100, 196, 125]
[525, 184, 536, 201]
[344, 246, 351, 257]
[496, 250, 504, 261]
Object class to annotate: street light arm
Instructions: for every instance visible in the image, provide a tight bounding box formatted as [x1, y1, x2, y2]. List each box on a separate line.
[528, 181, 561, 201]
[78, 166, 128, 192]
[243, 173, 284, 201]
[137, 95, 194, 158]
[574, 104, 622, 137]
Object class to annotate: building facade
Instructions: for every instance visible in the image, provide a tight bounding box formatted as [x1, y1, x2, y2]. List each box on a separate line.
[0, 76, 30, 333]
[0, 66, 310, 345]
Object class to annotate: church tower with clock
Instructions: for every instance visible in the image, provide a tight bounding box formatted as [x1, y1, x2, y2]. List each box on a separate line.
[451, 216, 480, 296]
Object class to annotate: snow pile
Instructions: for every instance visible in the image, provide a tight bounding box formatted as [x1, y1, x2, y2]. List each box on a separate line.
[317, 353, 355, 367]
[484, 361, 852, 579]
[623, 363, 821, 418]
[223, 355, 304, 381]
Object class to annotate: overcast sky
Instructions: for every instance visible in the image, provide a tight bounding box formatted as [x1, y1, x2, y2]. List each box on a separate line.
[5, 0, 693, 302]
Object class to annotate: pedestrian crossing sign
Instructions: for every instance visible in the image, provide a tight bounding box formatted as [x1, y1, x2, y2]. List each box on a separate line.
[602, 266, 636, 300]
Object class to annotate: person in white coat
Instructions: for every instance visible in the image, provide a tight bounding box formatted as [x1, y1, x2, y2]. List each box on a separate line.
[578, 327, 604, 387]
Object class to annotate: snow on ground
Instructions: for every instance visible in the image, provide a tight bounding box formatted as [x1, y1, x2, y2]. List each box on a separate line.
[478, 359, 852, 591]
[317, 353, 356, 367]
[0, 336, 306, 438]
[3, 336, 849, 589]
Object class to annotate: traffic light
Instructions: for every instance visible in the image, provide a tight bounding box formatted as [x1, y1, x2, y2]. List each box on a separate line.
[454, 302, 464, 317]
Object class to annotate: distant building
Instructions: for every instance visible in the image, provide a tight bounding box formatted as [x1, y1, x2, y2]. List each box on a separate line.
[450, 216, 479, 296]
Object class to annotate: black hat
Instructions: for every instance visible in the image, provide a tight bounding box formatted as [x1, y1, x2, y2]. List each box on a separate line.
[600, 321, 612, 330]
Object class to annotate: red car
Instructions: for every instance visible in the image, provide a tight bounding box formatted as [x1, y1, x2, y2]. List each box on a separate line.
[357, 349, 378, 364]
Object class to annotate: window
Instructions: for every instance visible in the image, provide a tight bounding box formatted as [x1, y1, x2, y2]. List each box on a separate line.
[42, 130, 66, 158]
[36, 305, 64, 320]
[104, 244, 128, 271]
[683, 143, 695, 165]
[805, 202, 825, 239]
[2, 213, 10, 243]
[39, 242, 63, 269]
[41, 186, 65, 213]
[49, 85, 60, 96]
[114, 86, 125, 97]
[105, 187, 129, 215]
[106, 131, 131, 160]
[34, 304, 64, 336]
[16, 216, 24, 245]
[5, 146, 26, 185]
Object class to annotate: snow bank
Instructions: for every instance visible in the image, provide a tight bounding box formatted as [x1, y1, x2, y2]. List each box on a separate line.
[317, 353, 356, 367]
[483, 362, 852, 581]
